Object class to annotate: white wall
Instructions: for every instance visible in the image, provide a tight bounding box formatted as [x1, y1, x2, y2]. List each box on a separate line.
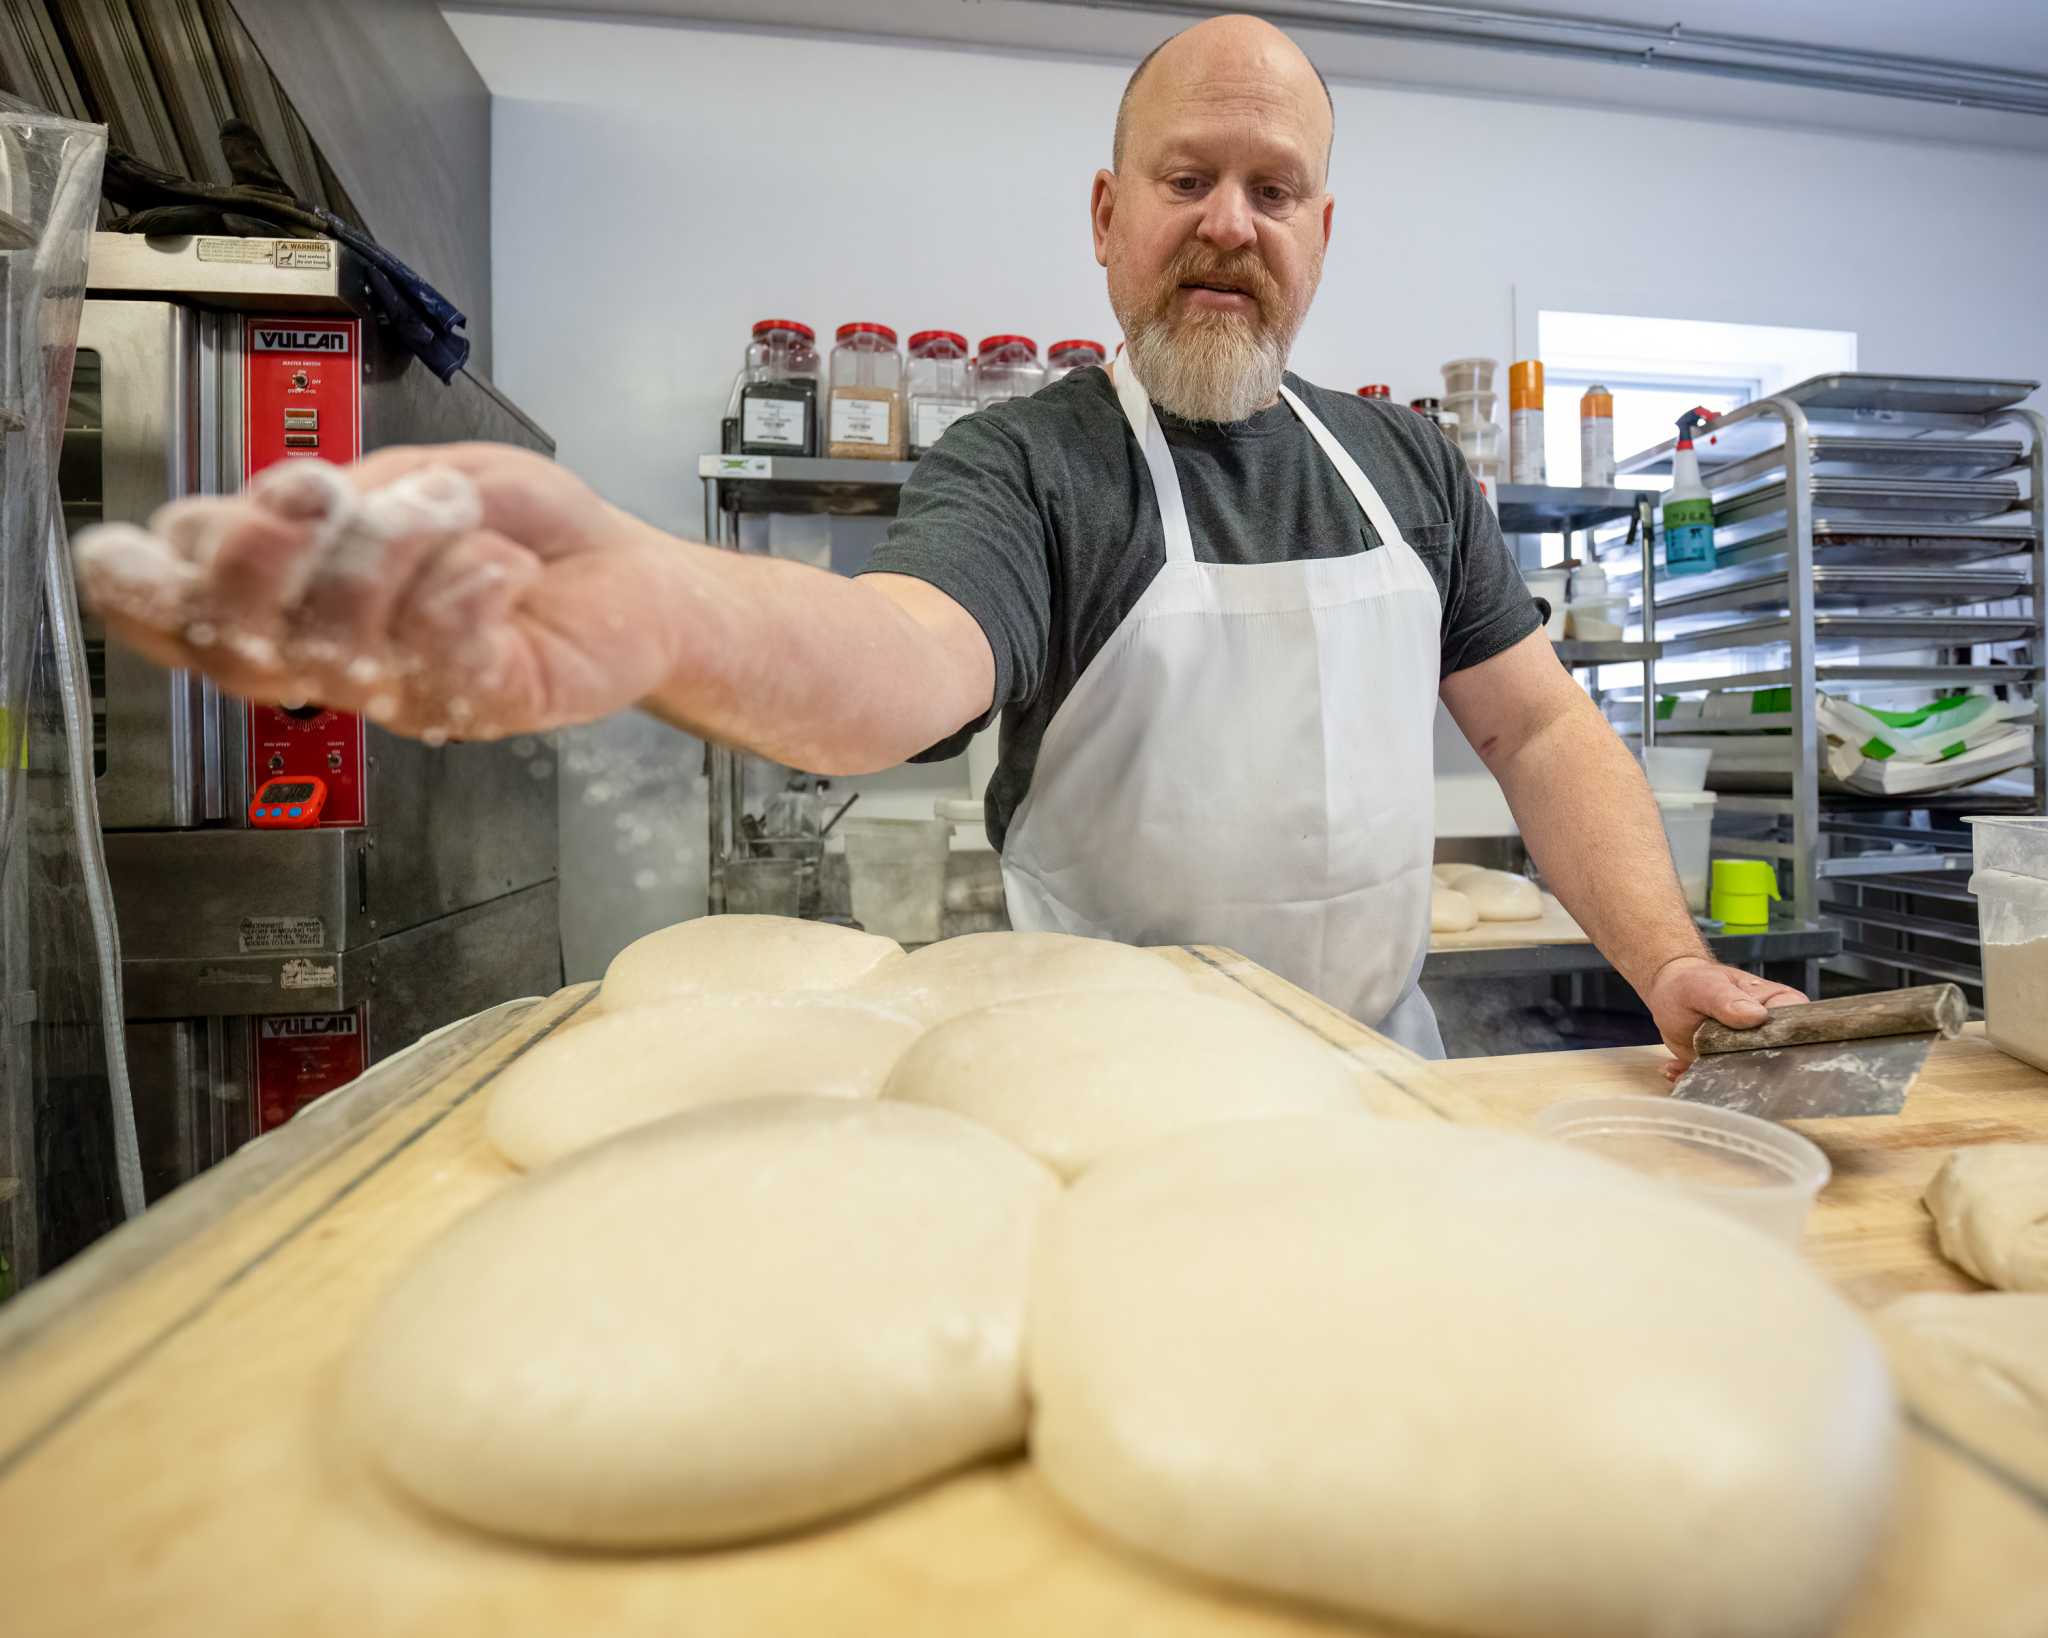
[445, 10, 2048, 976]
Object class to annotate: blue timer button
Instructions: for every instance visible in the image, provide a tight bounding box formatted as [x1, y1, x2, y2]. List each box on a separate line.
[288, 806, 303, 817]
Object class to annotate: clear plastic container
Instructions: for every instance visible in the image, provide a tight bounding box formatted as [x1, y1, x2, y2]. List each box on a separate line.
[1044, 338, 1106, 388]
[1654, 789, 1719, 913]
[1970, 861, 2048, 1071]
[904, 330, 975, 456]
[1642, 746, 1712, 793]
[1445, 388, 1498, 426]
[722, 856, 804, 917]
[844, 817, 953, 944]
[826, 322, 904, 460]
[1564, 593, 1628, 642]
[1533, 1095, 1830, 1248]
[974, 333, 1043, 408]
[1442, 357, 1497, 396]
[1457, 418, 1504, 466]
[1523, 569, 1567, 639]
[736, 318, 820, 456]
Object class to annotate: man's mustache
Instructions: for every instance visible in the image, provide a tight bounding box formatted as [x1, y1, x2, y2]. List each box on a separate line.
[1152, 248, 1278, 320]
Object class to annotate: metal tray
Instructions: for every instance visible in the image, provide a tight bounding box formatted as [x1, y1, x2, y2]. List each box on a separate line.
[1602, 662, 2042, 699]
[1714, 475, 2022, 528]
[1654, 565, 2032, 621]
[1703, 437, 2023, 489]
[1771, 373, 2039, 416]
[1657, 612, 2036, 660]
[1609, 523, 2039, 592]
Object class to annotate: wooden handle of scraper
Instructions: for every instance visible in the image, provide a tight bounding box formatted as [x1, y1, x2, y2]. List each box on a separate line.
[1692, 983, 1967, 1057]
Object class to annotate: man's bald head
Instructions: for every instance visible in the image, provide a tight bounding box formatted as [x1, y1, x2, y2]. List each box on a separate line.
[1111, 15, 1334, 180]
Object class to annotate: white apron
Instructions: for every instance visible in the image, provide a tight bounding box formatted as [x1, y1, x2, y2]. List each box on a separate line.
[1001, 355, 1446, 1055]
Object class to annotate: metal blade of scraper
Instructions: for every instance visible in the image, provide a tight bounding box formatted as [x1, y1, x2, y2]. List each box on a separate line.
[1672, 983, 1967, 1120]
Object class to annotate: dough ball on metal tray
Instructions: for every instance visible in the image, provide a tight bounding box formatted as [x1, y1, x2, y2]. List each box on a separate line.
[349, 1096, 1059, 1548]
[1028, 1115, 1899, 1638]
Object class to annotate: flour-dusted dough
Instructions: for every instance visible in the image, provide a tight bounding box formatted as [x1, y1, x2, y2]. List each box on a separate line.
[599, 914, 902, 1012]
[1453, 867, 1542, 922]
[1029, 1116, 1897, 1638]
[1924, 1145, 2048, 1292]
[349, 1097, 1059, 1548]
[485, 996, 924, 1169]
[881, 990, 1364, 1179]
[1879, 1292, 2048, 1496]
[1430, 886, 1478, 933]
[850, 930, 1188, 1026]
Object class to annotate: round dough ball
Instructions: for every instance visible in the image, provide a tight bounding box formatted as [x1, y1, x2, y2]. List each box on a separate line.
[850, 931, 1188, 1027]
[486, 997, 923, 1169]
[1456, 867, 1542, 922]
[1029, 1116, 1897, 1638]
[1879, 1291, 2048, 1496]
[1924, 1145, 2048, 1292]
[349, 1097, 1060, 1548]
[1430, 886, 1478, 933]
[881, 990, 1365, 1179]
[599, 914, 902, 1012]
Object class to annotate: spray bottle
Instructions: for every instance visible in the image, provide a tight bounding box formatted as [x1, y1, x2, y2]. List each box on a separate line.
[1662, 407, 1718, 577]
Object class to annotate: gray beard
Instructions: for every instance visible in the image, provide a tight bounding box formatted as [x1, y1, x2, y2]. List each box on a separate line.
[1122, 311, 1287, 425]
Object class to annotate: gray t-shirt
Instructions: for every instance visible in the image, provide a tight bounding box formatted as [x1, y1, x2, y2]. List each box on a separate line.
[864, 366, 1541, 852]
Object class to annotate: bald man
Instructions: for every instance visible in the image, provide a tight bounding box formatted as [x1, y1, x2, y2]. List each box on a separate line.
[77, 15, 1800, 1061]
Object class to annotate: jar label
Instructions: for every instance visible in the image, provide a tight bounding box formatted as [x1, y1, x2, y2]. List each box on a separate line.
[830, 393, 895, 446]
[743, 396, 808, 446]
[912, 400, 974, 449]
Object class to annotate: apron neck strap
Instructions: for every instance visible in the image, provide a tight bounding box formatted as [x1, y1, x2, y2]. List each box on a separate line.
[1277, 384, 1414, 557]
[1113, 357, 1418, 565]
[1112, 352, 1196, 566]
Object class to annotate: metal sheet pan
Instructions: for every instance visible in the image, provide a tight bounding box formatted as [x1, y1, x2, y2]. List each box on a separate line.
[1704, 437, 2023, 489]
[1715, 475, 2022, 527]
[1771, 374, 2039, 416]
[1659, 613, 2036, 659]
[1655, 565, 2032, 620]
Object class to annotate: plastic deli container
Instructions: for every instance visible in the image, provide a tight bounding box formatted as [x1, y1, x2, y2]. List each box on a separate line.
[1655, 789, 1718, 914]
[1565, 595, 1628, 642]
[1533, 1095, 1830, 1248]
[1523, 568, 1567, 640]
[1642, 746, 1712, 793]
[1969, 817, 2048, 1071]
[1442, 357, 1497, 396]
[843, 817, 953, 944]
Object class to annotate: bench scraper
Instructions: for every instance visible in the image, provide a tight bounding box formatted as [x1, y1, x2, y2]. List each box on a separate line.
[1672, 983, 1967, 1120]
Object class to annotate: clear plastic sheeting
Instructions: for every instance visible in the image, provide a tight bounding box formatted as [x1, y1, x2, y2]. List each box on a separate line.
[1, 97, 131, 1292]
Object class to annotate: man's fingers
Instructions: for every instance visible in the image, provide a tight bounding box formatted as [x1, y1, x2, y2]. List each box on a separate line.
[284, 465, 484, 675]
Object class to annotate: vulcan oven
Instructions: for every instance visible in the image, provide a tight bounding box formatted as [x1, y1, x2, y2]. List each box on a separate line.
[63, 233, 560, 1201]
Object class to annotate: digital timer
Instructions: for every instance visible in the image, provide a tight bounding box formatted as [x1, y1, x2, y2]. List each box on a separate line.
[248, 775, 330, 828]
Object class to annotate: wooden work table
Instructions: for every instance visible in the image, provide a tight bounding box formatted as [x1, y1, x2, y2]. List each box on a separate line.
[1, 951, 2044, 1636]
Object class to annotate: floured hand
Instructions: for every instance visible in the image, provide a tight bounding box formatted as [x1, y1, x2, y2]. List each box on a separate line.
[74, 444, 682, 742]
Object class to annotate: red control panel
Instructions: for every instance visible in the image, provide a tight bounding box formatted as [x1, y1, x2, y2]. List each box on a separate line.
[243, 316, 367, 826]
[252, 1006, 368, 1133]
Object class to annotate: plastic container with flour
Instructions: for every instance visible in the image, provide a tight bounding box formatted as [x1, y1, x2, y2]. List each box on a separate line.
[1969, 816, 2048, 1071]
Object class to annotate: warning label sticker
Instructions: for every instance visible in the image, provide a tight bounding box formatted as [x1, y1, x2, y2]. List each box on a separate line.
[239, 915, 327, 954]
[280, 958, 338, 992]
